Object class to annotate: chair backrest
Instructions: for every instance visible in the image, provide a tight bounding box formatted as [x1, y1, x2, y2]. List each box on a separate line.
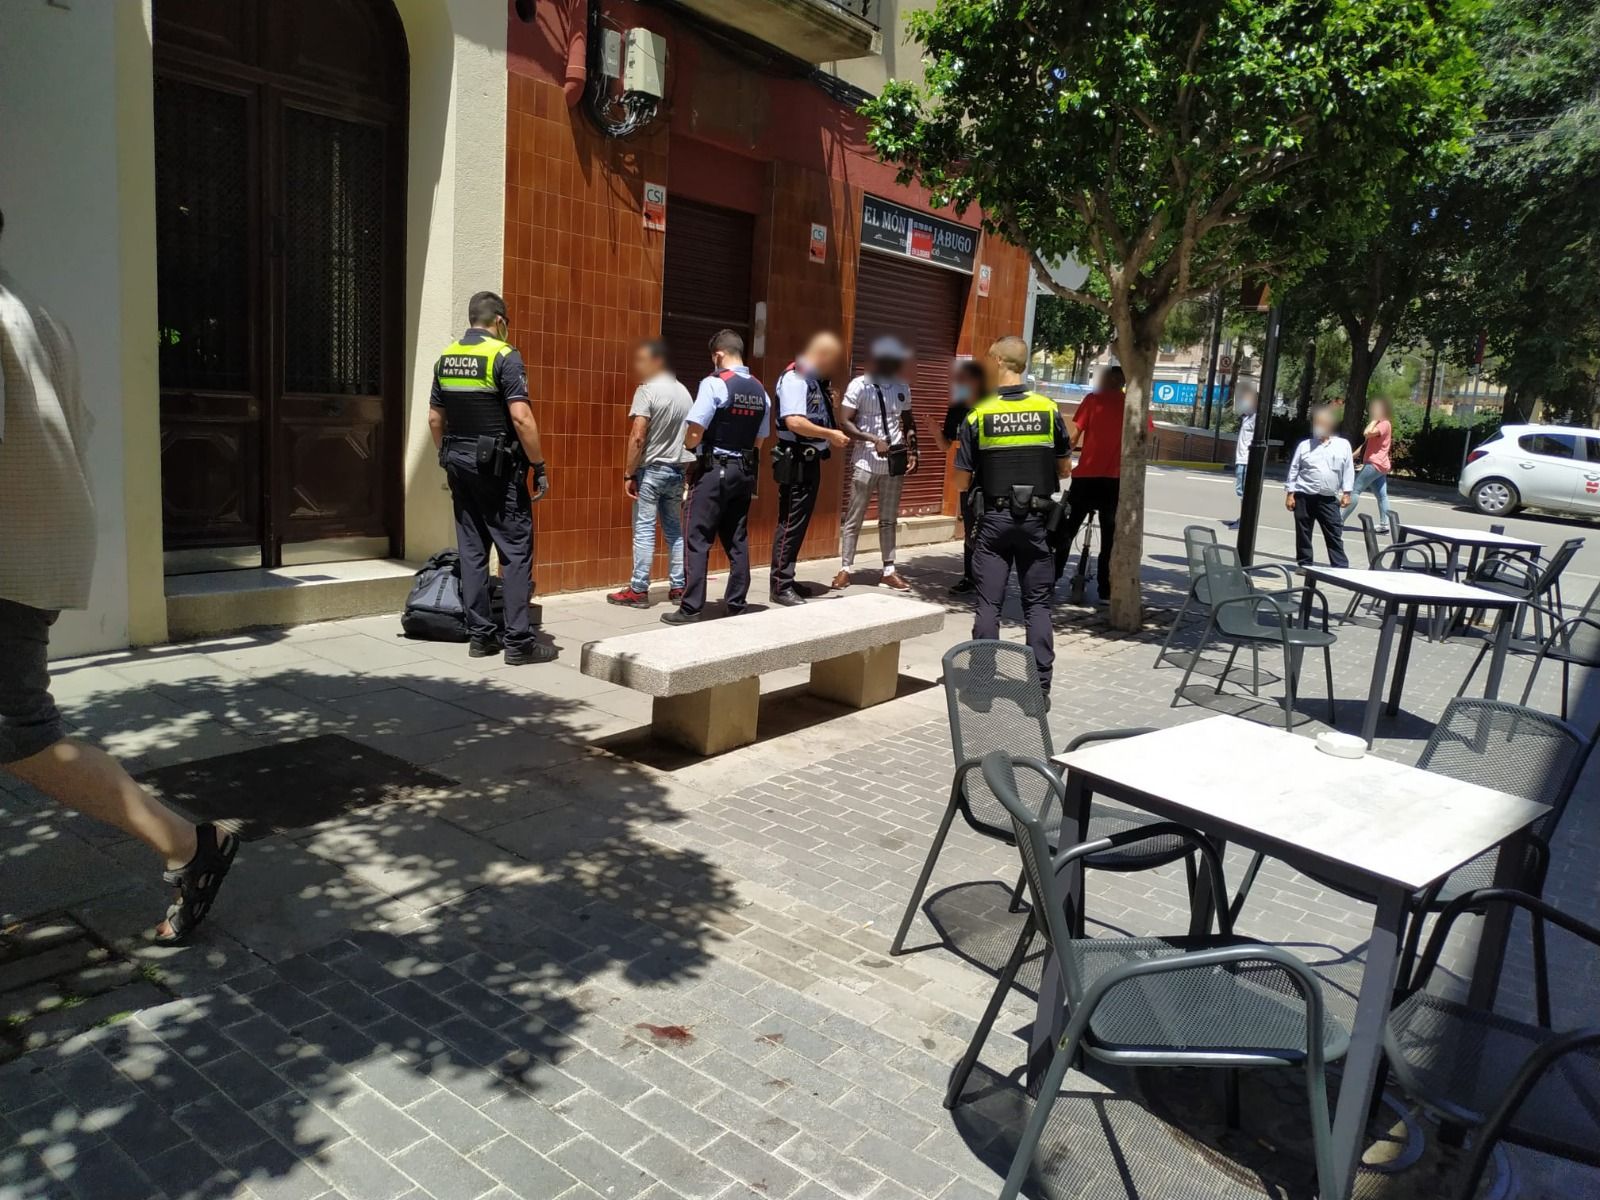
[1184, 525, 1219, 583]
[981, 751, 1086, 998]
[1201, 544, 1267, 638]
[1534, 538, 1585, 595]
[1419, 698, 1592, 841]
[1359, 514, 1383, 567]
[1387, 509, 1404, 541]
[942, 641, 1053, 840]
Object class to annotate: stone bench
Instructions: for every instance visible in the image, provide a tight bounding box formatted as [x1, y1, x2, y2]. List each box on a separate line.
[579, 593, 947, 754]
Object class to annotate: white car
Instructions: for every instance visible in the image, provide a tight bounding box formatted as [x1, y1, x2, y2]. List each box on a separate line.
[1459, 423, 1600, 518]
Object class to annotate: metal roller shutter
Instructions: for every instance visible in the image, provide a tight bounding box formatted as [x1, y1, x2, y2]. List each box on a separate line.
[661, 198, 755, 386]
[850, 250, 966, 516]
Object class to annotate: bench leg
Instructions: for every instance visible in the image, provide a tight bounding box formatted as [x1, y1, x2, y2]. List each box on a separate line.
[808, 642, 901, 709]
[651, 677, 759, 755]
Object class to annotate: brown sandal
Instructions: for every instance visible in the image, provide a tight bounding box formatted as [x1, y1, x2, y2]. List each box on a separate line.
[155, 823, 239, 944]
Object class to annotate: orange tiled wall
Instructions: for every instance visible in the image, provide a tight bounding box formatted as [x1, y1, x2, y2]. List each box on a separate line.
[504, 73, 1032, 593]
[503, 73, 669, 594]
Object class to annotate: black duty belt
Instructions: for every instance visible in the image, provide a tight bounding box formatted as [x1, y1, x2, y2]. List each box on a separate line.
[986, 495, 1055, 513]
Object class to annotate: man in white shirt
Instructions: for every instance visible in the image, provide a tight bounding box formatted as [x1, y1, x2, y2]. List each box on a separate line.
[835, 337, 917, 591]
[0, 210, 238, 943]
[1224, 387, 1257, 531]
[1285, 403, 1354, 567]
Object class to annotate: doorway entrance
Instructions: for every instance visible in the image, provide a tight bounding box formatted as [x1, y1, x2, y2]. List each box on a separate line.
[153, 0, 407, 573]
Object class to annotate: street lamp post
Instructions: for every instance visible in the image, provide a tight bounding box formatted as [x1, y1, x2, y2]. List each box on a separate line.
[1236, 304, 1284, 567]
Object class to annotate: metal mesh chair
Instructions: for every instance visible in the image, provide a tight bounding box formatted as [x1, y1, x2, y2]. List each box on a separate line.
[1462, 535, 1585, 645]
[891, 643, 1195, 955]
[1346, 513, 1447, 622]
[1385, 888, 1600, 1192]
[1518, 580, 1600, 727]
[1154, 526, 1295, 669]
[1171, 545, 1336, 731]
[960, 752, 1346, 1200]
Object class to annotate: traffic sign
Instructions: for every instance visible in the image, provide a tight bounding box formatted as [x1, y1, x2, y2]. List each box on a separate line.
[1218, 354, 1234, 374]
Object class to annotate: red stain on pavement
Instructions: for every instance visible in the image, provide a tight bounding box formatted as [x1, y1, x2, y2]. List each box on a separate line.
[634, 1023, 694, 1044]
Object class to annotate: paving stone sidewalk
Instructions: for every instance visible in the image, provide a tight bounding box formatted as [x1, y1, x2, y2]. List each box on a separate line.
[2, 528, 1596, 1200]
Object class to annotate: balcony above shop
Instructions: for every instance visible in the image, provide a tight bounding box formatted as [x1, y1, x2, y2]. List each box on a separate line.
[675, 0, 882, 63]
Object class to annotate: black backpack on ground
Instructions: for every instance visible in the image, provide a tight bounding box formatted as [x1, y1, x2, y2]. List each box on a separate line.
[401, 550, 503, 641]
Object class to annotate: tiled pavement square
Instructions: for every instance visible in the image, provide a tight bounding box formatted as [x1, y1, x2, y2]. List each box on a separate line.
[3, 518, 1596, 1200]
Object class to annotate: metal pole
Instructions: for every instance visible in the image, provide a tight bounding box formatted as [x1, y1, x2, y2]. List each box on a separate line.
[1236, 304, 1284, 567]
[1421, 346, 1439, 434]
[1200, 292, 1224, 428]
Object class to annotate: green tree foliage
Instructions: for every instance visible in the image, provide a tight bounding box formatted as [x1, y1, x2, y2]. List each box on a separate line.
[863, 0, 1480, 628]
[1285, 192, 1471, 440]
[1031, 272, 1114, 378]
[1439, 0, 1600, 424]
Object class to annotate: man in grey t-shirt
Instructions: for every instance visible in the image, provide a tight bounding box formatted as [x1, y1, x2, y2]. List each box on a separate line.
[609, 339, 695, 607]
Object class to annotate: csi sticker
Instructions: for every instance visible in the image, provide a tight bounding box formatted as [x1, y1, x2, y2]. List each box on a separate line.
[810, 223, 828, 264]
[643, 182, 667, 231]
[1587, 479, 1599, 494]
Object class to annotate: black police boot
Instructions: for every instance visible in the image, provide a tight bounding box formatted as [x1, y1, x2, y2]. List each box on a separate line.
[504, 641, 558, 666]
[770, 589, 806, 607]
[469, 636, 503, 658]
[660, 608, 701, 626]
[948, 577, 976, 595]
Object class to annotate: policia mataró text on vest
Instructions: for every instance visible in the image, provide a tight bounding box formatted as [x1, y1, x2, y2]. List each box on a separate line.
[954, 335, 1073, 705]
[769, 331, 850, 606]
[427, 291, 557, 665]
[662, 330, 772, 625]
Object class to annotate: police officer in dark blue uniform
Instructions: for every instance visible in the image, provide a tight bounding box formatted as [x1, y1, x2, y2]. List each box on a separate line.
[428, 291, 556, 664]
[662, 330, 771, 625]
[769, 331, 850, 606]
[955, 335, 1072, 702]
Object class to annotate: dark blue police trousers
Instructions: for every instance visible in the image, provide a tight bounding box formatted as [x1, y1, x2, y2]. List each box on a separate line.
[681, 456, 754, 615]
[444, 445, 534, 648]
[770, 456, 822, 595]
[971, 510, 1056, 689]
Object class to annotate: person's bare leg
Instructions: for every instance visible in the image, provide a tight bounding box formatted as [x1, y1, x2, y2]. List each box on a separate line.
[6, 738, 197, 870]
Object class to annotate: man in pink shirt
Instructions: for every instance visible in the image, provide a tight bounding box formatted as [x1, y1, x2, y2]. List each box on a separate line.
[1341, 398, 1392, 525]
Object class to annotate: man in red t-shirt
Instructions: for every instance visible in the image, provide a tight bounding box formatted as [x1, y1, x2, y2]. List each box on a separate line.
[1054, 366, 1154, 601]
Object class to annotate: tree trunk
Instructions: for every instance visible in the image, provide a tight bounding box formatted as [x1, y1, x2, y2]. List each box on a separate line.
[1295, 338, 1316, 422]
[1109, 337, 1158, 632]
[1341, 341, 1375, 441]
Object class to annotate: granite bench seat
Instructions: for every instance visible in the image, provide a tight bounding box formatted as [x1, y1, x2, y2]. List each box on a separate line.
[580, 593, 946, 754]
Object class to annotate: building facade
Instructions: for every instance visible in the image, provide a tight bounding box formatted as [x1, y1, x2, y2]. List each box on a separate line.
[0, 0, 1028, 655]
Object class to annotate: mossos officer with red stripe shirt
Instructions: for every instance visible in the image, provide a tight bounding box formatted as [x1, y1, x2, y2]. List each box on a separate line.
[662, 329, 772, 625]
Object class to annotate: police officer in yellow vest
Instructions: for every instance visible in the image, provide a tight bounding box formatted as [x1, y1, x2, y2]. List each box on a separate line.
[955, 336, 1073, 704]
[428, 291, 556, 665]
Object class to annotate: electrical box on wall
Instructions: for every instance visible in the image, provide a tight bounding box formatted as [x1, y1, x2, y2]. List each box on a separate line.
[599, 29, 623, 79]
[623, 29, 667, 100]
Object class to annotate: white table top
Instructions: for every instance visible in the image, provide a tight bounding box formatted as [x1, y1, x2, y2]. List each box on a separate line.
[1402, 523, 1543, 552]
[1301, 565, 1524, 606]
[1053, 717, 1547, 892]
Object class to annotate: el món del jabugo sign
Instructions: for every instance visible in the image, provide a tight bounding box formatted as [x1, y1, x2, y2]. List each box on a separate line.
[860, 195, 976, 274]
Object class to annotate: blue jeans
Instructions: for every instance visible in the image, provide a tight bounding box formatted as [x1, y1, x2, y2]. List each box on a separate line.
[631, 462, 686, 592]
[1234, 463, 1247, 497]
[1341, 463, 1390, 524]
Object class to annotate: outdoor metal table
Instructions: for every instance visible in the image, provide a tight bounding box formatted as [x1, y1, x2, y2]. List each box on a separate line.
[1400, 522, 1542, 581]
[1302, 566, 1523, 747]
[1042, 716, 1548, 1200]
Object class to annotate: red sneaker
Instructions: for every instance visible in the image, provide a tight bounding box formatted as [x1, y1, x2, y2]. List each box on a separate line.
[607, 587, 650, 608]
[668, 587, 685, 603]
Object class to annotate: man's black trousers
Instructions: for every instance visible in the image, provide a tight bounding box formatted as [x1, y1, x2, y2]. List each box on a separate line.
[972, 510, 1056, 689]
[681, 456, 755, 615]
[1055, 475, 1119, 586]
[1292, 492, 1349, 567]
[445, 445, 534, 648]
[769, 456, 822, 596]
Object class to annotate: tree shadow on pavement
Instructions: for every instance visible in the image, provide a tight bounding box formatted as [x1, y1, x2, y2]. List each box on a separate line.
[0, 643, 739, 1199]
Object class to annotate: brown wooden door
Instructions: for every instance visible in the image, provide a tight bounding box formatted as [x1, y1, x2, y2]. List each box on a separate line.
[661, 198, 756, 386]
[153, 0, 406, 571]
[851, 250, 967, 516]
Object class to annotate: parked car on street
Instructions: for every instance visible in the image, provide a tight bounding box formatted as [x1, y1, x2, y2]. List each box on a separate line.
[1459, 423, 1600, 518]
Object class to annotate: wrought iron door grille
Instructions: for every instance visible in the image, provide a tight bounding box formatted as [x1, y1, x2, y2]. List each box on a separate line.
[154, 77, 250, 393]
[282, 109, 384, 396]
